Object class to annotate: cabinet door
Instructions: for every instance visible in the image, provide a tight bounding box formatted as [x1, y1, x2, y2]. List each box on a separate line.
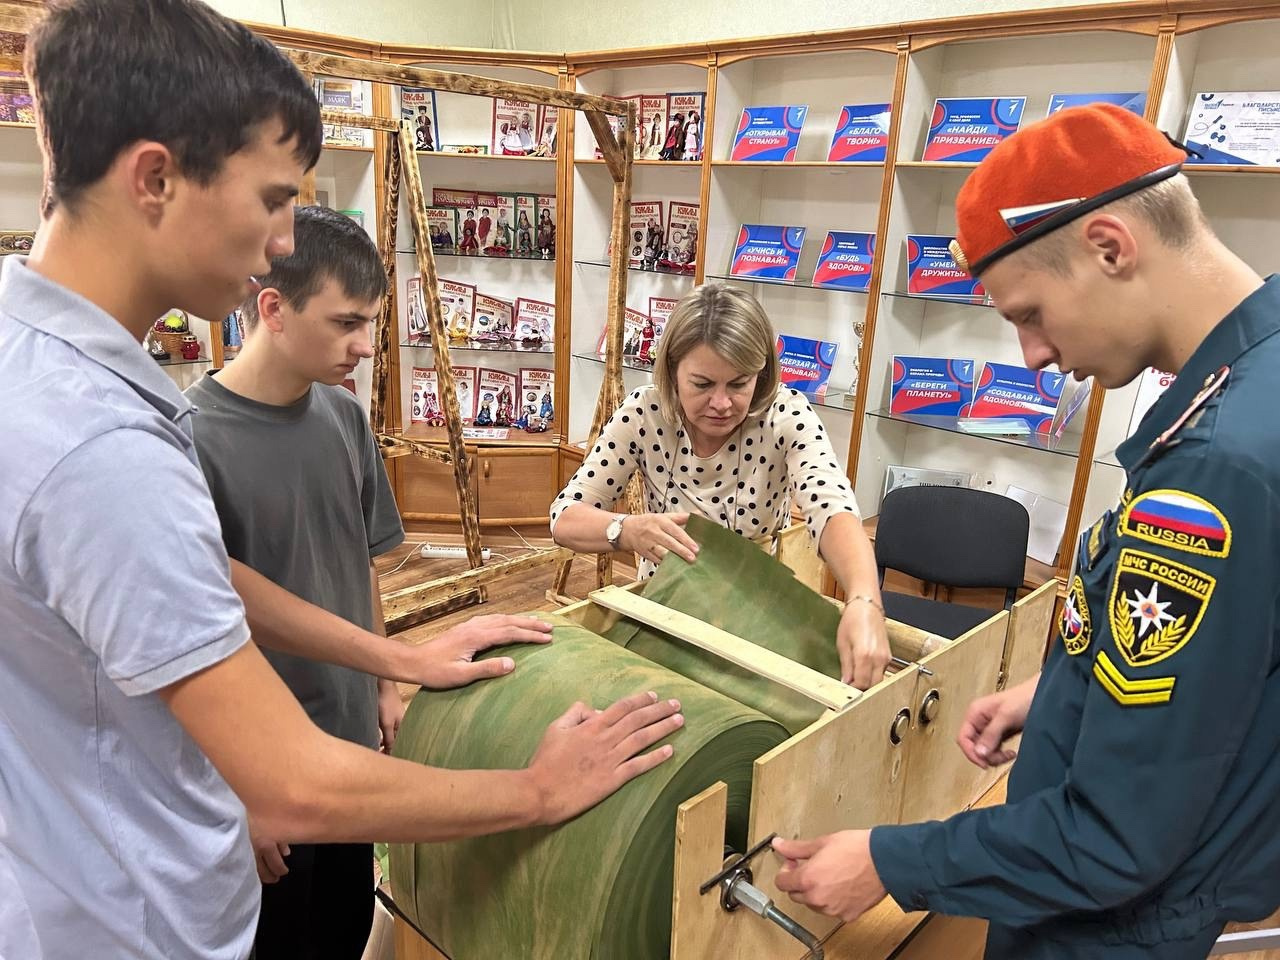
[399, 448, 479, 521]
[477, 447, 557, 525]
[897, 611, 1007, 824]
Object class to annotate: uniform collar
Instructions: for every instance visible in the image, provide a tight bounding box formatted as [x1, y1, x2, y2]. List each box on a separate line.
[0, 256, 192, 422]
[1117, 274, 1280, 469]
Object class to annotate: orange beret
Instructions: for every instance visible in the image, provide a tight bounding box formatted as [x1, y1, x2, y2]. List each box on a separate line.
[950, 103, 1187, 276]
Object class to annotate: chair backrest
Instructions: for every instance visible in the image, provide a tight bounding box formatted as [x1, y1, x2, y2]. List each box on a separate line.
[875, 486, 1030, 605]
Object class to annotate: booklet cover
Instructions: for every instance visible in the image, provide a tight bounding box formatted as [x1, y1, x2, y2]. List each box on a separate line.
[968, 361, 1067, 437]
[827, 103, 891, 162]
[1126, 367, 1176, 437]
[1047, 92, 1146, 117]
[812, 231, 875, 291]
[410, 366, 444, 425]
[471, 293, 514, 341]
[492, 97, 539, 155]
[890, 356, 975, 417]
[1182, 91, 1280, 165]
[519, 367, 555, 427]
[922, 97, 1026, 162]
[638, 94, 669, 159]
[439, 279, 477, 341]
[535, 194, 556, 259]
[906, 234, 985, 298]
[514, 297, 555, 342]
[625, 200, 665, 269]
[776, 335, 838, 397]
[400, 87, 440, 151]
[660, 201, 699, 273]
[649, 296, 678, 343]
[729, 224, 807, 282]
[425, 206, 457, 255]
[730, 105, 809, 162]
[513, 194, 538, 258]
[405, 276, 429, 343]
[476, 367, 519, 428]
[452, 365, 478, 422]
[667, 92, 706, 161]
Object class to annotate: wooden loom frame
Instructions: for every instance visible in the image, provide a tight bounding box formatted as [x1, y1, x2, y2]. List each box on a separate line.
[284, 51, 637, 620]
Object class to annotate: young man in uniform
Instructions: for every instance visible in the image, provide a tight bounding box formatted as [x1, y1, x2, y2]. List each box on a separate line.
[0, 2, 682, 958]
[773, 104, 1280, 957]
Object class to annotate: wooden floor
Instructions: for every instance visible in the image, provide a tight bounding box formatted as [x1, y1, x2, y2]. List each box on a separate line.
[376, 534, 1280, 960]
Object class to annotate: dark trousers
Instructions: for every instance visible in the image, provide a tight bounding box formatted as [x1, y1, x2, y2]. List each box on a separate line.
[251, 842, 375, 960]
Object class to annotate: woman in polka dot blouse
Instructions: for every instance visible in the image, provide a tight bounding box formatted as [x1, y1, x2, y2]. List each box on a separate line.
[552, 283, 891, 689]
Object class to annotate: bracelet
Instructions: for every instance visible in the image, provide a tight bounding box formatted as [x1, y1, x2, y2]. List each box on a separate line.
[846, 594, 885, 616]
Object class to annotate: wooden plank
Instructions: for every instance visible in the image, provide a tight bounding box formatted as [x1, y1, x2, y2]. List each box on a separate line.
[397, 119, 483, 568]
[583, 108, 626, 182]
[377, 433, 452, 464]
[898, 611, 1008, 824]
[1003, 579, 1056, 690]
[670, 781, 730, 960]
[297, 71, 318, 206]
[371, 129, 401, 436]
[739, 666, 923, 956]
[384, 588, 484, 634]
[588, 586, 860, 711]
[288, 50, 630, 115]
[695, 55, 716, 285]
[320, 106, 400, 132]
[381, 547, 570, 626]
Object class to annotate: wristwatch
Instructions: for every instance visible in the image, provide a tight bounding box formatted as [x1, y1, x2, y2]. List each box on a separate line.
[605, 514, 627, 550]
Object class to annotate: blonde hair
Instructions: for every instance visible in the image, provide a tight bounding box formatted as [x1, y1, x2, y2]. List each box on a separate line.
[652, 282, 780, 424]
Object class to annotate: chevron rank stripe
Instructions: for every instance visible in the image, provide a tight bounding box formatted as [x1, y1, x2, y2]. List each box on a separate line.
[1093, 649, 1175, 706]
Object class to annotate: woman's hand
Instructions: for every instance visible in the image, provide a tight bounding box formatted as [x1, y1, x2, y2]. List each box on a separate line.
[837, 598, 891, 690]
[619, 512, 700, 566]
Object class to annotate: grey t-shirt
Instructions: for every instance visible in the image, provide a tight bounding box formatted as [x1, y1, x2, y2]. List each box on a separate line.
[186, 374, 405, 748]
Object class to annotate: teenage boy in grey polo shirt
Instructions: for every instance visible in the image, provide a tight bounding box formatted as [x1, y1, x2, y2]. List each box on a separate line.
[0, 2, 683, 958]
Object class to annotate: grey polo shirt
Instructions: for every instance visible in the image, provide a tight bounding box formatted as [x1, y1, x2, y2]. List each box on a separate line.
[0, 257, 258, 959]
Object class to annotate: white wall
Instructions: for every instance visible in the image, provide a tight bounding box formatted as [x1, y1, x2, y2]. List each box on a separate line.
[496, 0, 1121, 52]
[206, 0, 501, 48]
[208, 0, 1121, 54]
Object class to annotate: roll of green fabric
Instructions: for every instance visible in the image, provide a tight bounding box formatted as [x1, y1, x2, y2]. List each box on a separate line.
[389, 615, 788, 960]
[606, 514, 844, 735]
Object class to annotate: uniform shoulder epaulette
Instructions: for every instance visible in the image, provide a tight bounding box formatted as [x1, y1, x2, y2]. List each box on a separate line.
[1132, 365, 1229, 471]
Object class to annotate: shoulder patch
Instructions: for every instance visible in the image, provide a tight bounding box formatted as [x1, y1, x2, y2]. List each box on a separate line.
[1060, 576, 1092, 655]
[1119, 489, 1231, 558]
[1108, 548, 1214, 668]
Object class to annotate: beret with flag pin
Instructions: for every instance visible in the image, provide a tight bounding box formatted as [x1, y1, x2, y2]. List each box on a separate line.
[948, 103, 1190, 276]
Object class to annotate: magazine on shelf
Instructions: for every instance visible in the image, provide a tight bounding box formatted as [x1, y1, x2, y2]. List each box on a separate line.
[477, 192, 516, 257]
[906, 234, 985, 299]
[533, 105, 558, 157]
[492, 97, 539, 155]
[922, 97, 1025, 162]
[621, 200, 664, 269]
[649, 297, 678, 343]
[666, 92, 706, 161]
[1182, 91, 1280, 166]
[827, 103, 891, 162]
[410, 366, 443, 425]
[424, 207, 458, 256]
[513, 194, 538, 258]
[535, 195, 557, 259]
[729, 224, 806, 282]
[1047, 92, 1146, 117]
[314, 78, 372, 148]
[439, 279, 477, 341]
[519, 367, 556, 427]
[594, 96, 638, 158]
[638, 95, 669, 159]
[471, 293, 515, 341]
[730, 105, 808, 162]
[812, 231, 875, 290]
[405, 276, 429, 343]
[1126, 368, 1176, 437]
[776, 335, 838, 397]
[597, 307, 653, 364]
[400, 86, 440, 151]
[0, 70, 33, 124]
[968, 361, 1067, 438]
[889, 356, 975, 417]
[432, 188, 477, 209]
[452, 365, 478, 422]
[514, 296, 555, 343]
[476, 367, 519, 427]
[659, 201, 699, 272]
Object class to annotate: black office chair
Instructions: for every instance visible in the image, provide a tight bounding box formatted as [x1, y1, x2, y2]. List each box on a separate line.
[874, 485, 1031, 639]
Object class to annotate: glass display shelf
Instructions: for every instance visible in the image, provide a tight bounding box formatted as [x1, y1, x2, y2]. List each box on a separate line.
[866, 407, 1083, 458]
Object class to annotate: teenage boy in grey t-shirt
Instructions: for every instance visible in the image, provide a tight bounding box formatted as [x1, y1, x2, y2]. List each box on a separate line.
[1, 2, 683, 956]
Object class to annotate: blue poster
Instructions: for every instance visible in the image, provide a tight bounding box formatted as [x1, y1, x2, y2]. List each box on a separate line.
[730, 224, 807, 281]
[1047, 92, 1146, 117]
[827, 103, 891, 162]
[970, 361, 1066, 438]
[812, 231, 875, 291]
[906, 234, 985, 299]
[890, 356, 975, 417]
[777, 335, 838, 396]
[730, 105, 809, 162]
[922, 97, 1025, 162]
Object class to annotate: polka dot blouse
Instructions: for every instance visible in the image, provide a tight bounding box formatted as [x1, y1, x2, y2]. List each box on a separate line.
[551, 385, 861, 578]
